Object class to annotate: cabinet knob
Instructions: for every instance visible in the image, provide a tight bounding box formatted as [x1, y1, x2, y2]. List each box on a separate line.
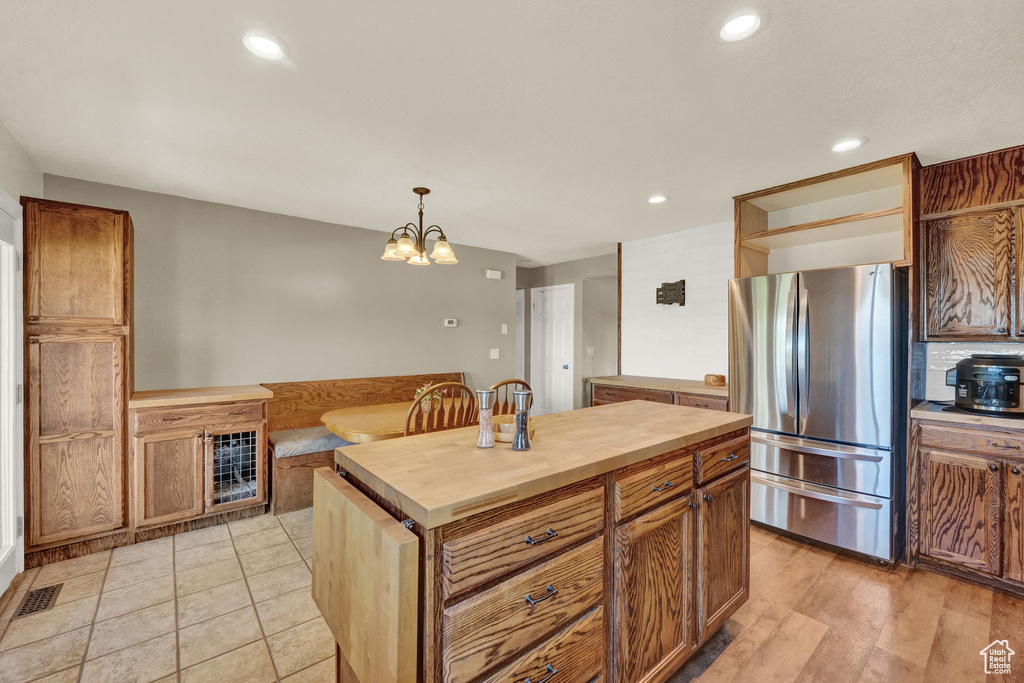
[27, 315, 38, 321]
[28, 338, 38, 344]
[704, 493, 713, 503]
[689, 501, 698, 510]
[1013, 467, 1022, 475]
[990, 464, 1000, 472]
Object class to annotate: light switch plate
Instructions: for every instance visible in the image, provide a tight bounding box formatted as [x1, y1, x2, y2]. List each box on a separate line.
[587, 346, 595, 357]
[485, 269, 503, 279]
[489, 348, 500, 359]
[501, 324, 508, 335]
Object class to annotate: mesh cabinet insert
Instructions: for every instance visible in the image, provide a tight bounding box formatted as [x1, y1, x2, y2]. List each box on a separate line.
[211, 430, 258, 505]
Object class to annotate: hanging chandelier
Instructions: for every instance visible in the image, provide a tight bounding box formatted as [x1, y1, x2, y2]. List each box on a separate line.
[380, 187, 458, 265]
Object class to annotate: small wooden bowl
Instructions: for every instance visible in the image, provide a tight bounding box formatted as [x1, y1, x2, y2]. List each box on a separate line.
[492, 414, 536, 443]
[704, 374, 726, 387]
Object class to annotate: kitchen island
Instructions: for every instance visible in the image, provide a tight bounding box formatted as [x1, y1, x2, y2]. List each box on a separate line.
[312, 400, 752, 682]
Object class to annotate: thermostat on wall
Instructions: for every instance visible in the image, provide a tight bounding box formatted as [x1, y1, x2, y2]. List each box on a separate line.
[443, 319, 458, 327]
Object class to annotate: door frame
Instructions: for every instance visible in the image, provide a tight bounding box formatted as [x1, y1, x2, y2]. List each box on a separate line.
[514, 289, 525, 381]
[529, 283, 575, 414]
[0, 188, 24, 594]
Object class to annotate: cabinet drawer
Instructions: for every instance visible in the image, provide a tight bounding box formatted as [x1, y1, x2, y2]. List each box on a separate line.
[696, 435, 750, 485]
[442, 488, 604, 598]
[613, 450, 694, 522]
[919, 425, 1024, 460]
[441, 538, 604, 683]
[675, 393, 728, 411]
[134, 401, 264, 435]
[592, 384, 673, 404]
[476, 606, 605, 683]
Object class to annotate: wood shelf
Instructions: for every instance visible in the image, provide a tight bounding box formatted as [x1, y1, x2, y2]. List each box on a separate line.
[740, 207, 903, 250]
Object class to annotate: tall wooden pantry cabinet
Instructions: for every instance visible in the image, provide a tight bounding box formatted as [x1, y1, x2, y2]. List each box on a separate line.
[23, 198, 133, 551]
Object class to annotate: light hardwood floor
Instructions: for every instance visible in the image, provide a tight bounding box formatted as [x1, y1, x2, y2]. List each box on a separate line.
[675, 525, 1024, 682]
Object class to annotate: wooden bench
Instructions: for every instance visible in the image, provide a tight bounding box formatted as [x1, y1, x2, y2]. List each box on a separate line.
[261, 372, 465, 513]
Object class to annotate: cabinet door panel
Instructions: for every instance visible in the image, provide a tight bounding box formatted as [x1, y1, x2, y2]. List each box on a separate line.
[135, 430, 204, 527]
[1005, 462, 1024, 584]
[697, 466, 749, 639]
[920, 449, 1002, 575]
[925, 209, 1013, 338]
[28, 335, 124, 547]
[26, 201, 125, 325]
[613, 495, 695, 682]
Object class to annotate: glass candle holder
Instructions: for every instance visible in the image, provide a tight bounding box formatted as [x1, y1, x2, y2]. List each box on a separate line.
[476, 389, 496, 449]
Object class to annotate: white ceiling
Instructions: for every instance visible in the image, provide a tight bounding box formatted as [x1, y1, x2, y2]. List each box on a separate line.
[1, 1, 1022, 266]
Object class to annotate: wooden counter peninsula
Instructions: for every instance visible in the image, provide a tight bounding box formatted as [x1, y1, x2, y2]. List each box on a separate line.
[312, 400, 753, 682]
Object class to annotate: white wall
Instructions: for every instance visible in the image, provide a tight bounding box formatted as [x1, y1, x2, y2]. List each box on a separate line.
[924, 342, 1024, 401]
[45, 175, 517, 392]
[621, 220, 732, 380]
[0, 118, 42, 201]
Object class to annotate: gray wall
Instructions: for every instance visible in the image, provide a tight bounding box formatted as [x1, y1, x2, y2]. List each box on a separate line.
[0, 118, 42, 201]
[517, 253, 618, 409]
[45, 175, 517, 391]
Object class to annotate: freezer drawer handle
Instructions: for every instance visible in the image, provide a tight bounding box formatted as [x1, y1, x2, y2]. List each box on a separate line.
[524, 584, 558, 606]
[524, 528, 558, 546]
[751, 435, 884, 463]
[652, 481, 675, 492]
[752, 473, 884, 509]
[722, 452, 740, 462]
[525, 664, 558, 683]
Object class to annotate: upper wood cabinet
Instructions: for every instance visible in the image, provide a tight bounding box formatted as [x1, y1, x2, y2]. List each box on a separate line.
[23, 198, 133, 550]
[919, 449, 1002, 575]
[697, 466, 749, 638]
[924, 209, 1015, 338]
[25, 200, 129, 327]
[612, 494, 695, 682]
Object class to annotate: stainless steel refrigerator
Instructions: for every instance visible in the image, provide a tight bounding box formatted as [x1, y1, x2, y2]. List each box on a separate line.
[728, 263, 907, 561]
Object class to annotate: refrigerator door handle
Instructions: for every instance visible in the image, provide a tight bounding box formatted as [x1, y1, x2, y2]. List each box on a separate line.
[751, 473, 885, 510]
[797, 290, 810, 420]
[751, 433, 885, 463]
[782, 282, 797, 418]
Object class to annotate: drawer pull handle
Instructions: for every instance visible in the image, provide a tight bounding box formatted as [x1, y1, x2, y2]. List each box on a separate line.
[1013, 467, 1022, 475]
[228, 410, 247, 415]
[524, 528, 558, 546]
[722, 452, 740, 462]
[162, 417, 182, 422]
[652, 481, 675, 492]
[991, 442, 1021, 450]
[525, 584, 557, 607]
[525, 664, 558, 683]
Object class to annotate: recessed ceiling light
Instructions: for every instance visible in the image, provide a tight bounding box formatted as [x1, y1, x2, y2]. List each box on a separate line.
[832, 137, 867, 152]
[243, 31, 285, 60]
[720, 9, 766, 42]
[648, 195, 669, 204]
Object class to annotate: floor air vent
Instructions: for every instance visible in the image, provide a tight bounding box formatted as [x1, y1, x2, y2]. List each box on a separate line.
[12, 583, 62, 619]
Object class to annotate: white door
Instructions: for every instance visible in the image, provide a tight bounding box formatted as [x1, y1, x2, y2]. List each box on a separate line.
[515, 289, 525, 381]
[530, 284, 574, 415]
[0, 191, 23, 594]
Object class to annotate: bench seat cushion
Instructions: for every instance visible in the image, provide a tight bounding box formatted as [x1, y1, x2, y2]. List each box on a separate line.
[269, 426, 355, 458]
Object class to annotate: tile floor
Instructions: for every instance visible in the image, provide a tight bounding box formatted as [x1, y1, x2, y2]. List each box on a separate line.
[0, 508, 332, 683]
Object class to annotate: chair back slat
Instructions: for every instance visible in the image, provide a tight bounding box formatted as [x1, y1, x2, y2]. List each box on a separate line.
[405, 382, 478, 436]
[489, 379, 532, 416]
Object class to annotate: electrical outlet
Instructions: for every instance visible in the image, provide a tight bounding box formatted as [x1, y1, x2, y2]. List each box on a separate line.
[443, 319, 458, 327]
[501, 324, 508, 335]
[490, 348, 500, 360]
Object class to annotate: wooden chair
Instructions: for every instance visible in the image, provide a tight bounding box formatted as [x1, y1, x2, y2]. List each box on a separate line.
[489, 379, 532, 415]
[405, 382, 478, 436]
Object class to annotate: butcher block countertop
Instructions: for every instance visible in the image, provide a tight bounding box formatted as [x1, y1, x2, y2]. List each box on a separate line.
[912, 401, 1024, 431]
[334, 400, 751, 529]
[588, 374, 728, 397]
[129, 384, 273, 409]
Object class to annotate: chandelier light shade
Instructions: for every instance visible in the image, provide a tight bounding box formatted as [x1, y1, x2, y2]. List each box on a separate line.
[380, 188, 458, 266]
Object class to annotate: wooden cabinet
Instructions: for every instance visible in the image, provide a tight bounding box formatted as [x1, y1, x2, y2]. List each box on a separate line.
[133, 429, 204, 527]
[924, 209, 1015, 338]
[129, 394, 269, 529]
[919, 449, 1002, 575]
[24, 199, 132, 550]
[589, 378, 729, 412]
[612, 494, 695, 682]
[697, 466, 749, 638]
